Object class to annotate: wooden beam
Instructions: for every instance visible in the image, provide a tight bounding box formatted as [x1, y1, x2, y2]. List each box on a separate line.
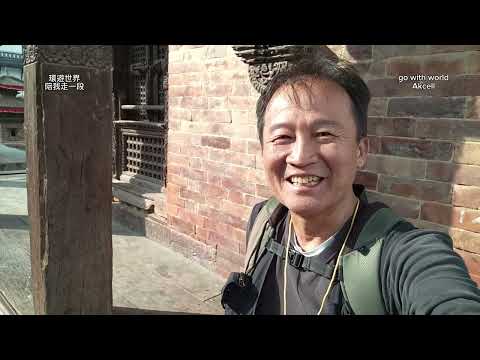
[23, 45, 113, 314]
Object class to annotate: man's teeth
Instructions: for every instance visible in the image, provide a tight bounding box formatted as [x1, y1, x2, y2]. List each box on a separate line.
[290, 176, 322, 185]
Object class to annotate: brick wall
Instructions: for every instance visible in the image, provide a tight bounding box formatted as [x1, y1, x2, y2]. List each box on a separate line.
[166, 45, 480, 284]
[167, 45, 265, 277]
[344, 45, 480, 285]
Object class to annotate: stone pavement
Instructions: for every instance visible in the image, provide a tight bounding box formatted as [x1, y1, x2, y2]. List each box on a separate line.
[0, 173, 225, 315]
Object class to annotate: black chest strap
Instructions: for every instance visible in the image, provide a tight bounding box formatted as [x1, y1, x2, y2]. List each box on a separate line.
[265, 238, 336, 280]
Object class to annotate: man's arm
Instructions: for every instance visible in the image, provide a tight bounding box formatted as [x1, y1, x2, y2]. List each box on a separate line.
[380, 223, 480, 314]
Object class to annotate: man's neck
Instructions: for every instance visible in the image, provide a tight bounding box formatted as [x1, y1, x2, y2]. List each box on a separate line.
[290, 191, 358, 252]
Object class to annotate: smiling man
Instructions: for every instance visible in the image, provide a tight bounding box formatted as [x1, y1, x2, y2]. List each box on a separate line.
[221, 58, 480, 315]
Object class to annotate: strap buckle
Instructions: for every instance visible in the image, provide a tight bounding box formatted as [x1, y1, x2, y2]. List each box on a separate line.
[288, 249, 304, 269]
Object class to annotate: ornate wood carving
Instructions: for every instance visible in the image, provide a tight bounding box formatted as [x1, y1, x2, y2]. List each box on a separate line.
[232, 45, 313, 93]
[23, 45, 112, 70]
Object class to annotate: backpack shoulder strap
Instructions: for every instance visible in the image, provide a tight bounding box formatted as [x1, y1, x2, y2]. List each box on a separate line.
[340, 206, 403, 315]
[244, 197, 280, 273]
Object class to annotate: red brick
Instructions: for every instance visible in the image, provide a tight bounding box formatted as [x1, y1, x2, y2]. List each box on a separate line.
[455, 249, 480, 280]
[387, 57, 422, 76]
[222, 176, 255, 195]
[206, 83, 232, 96]
[181, 96, 208, 109]
[168, 153, 189, 166]
[166, 203, 180, 217]
[166, 186, 186, 208]
[169, 97, 183, 107]
[208, 97, 228, 110]
[380, 138, 453, 161]
[247, 140, 261, 154]
[199, 182, 227, 199]
[422, 53, 466, 76]
[180, 188, 205, 204]
[183, 168, 206, 182]
[247, 168, 266, 184]
[453, 185, 480, 209]
[169, 63, 185, 74]
[189, 157, 202, 170]
[367, 117, 415, 137]
[430, 45, 480, 54]
[222, 200, 251, 220]
[367, 136, 381, 154]
[183, 62, 205, 73]
[170, 107, 191, 122]
[471, 274, 480, 287]
[465, 97, 480, 119]
[203, 217, 230, 234]
[225, 165, 251, 181]
[427, 162, 480, 186]
[466, 52, 480, 74]
[365, 154, 426, 179]
[167, 142, 182, 155]
[201, 135, 231, 149]
[449, 228, 480, 254]
[169, 216, 195, 236]
[231, 110, 250, 124]
[366, 191, 420, 219]
[206, 231, 240, 253]
[200, 205, 248, 230]
[354, 171, 378, 190]
[449, 75, 480, 96]
[454, 142, 480, 166]
[204, 122, 234, 137]
[373, 46, 429, 59]
[231, 138, 247, 153]
[190, 110, 231, 123]
[207, 173, 222, 187]
[228, 96, 252, 110]
[232, 82, 251, 96]
[451, 207, 480, 233]
[256, 184, 273, 198]
[379, 175, 452, 203]
[228, 190, 244, 205]
[387, 97, 466, 118]
[215, 257, 242, 277]
[415, 119, 480, 142]
[368, 98, 387, 117]
[167, 173, 187, 187]
[195, 227, 208, 243]
[420, 202, 452, 225]
[217, 245, 245, 267]
[203, 160, 226, 175]
[178, 208, 206, 228]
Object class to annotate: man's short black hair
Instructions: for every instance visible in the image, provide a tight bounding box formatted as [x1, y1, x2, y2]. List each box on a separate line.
[256, 57, 370, 145]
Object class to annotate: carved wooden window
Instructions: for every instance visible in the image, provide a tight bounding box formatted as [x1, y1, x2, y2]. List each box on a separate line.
[112, 45, 168, 186]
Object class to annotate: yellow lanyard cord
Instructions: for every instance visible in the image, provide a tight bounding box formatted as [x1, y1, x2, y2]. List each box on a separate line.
[283, 199, 360, 316]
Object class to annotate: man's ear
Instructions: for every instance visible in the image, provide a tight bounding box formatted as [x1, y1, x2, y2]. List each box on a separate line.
[356, 137, 369, 169]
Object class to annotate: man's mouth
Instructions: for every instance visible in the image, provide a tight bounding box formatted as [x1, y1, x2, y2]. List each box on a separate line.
[287, 175, 325, 187]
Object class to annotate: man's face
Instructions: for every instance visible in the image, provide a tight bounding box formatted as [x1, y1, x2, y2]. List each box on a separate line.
[262, 78, 368, 219]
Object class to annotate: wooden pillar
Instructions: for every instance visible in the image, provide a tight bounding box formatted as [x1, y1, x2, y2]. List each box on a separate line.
[23, 45, 113, 314]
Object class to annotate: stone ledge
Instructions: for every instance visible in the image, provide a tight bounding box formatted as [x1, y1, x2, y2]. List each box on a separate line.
[112, 176, 165, 217]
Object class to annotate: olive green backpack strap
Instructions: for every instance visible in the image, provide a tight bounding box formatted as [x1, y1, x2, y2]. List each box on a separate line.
[244, 197, 280, 273]
[340, 207, 403, 315]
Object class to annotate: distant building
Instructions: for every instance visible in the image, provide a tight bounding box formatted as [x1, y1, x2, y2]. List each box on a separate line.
[0, 46, 24, 149]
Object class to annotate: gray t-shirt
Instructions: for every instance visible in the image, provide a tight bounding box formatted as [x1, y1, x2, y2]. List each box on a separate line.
[255, 211, 352, 315]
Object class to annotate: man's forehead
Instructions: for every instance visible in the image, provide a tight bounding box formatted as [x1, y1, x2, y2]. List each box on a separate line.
[264, 79, 352, 123]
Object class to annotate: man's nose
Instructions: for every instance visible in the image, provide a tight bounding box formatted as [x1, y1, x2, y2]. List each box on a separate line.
[286, 138, 318, 167]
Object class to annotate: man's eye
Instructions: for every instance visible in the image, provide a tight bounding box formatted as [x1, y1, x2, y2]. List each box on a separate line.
[316, 132, 333, 137]
[272, 135, 292, 144]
